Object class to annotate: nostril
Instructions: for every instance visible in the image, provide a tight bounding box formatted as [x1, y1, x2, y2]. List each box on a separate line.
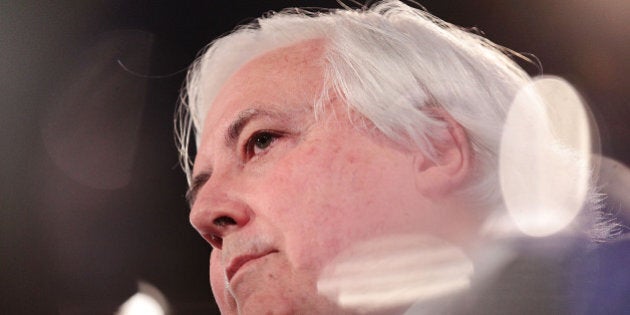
[210, 234, 223, 249]
[201, 233, 223, 249]
[213, 216, 237, 227]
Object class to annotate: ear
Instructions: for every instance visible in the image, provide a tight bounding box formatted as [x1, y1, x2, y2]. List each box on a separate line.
[414, 109, 472, 197]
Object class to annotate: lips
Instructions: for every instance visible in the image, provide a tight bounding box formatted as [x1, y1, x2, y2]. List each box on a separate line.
[226, 250, 277, 281]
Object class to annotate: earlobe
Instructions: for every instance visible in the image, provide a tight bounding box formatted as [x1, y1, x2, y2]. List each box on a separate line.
[414, 110, 472, 197]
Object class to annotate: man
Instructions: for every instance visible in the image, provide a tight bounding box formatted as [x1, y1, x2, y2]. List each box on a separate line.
[175, 1, 613, 314]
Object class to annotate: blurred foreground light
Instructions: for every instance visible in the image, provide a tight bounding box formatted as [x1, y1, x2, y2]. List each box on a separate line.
[41, 30, 152, 190]
[317, 235, 473, 313]
[116, 281, 169, 315]
[499, 76, 592, 237]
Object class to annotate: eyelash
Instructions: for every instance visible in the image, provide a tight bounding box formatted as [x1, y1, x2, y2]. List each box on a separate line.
[244, 130, 282, 160]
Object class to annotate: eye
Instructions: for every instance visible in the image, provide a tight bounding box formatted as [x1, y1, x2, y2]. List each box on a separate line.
[245, 131, 280, 158]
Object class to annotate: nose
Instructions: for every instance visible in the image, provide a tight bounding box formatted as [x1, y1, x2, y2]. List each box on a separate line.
[189, 174, 251, 250]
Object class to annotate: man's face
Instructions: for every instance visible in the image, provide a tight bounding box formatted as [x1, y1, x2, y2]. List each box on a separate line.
[189, 40, 443, 314]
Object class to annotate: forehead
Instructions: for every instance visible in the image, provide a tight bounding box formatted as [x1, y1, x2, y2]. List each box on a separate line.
[234, 38, 327, 80]
[194, 39, 327, 163]
[203, 38, 327, 122]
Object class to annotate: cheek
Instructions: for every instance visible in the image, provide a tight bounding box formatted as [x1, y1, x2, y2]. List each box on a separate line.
[265, 143, 387, 259]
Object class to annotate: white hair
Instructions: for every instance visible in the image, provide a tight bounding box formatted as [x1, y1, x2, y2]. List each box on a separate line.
[176, 1, 532, 212]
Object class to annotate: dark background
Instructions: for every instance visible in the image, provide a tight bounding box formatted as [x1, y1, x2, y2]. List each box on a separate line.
[1, 1, 628, 314]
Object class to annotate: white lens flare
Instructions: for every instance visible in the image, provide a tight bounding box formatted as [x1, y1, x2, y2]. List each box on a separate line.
[499, 76, 592, 237]
[317, 235, 473, 313]
[116, 281, 169, 315]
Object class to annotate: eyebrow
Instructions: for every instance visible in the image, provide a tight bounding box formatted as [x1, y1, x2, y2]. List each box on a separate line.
[225, 108, 267, 147]
[185, 108, 282, 207]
